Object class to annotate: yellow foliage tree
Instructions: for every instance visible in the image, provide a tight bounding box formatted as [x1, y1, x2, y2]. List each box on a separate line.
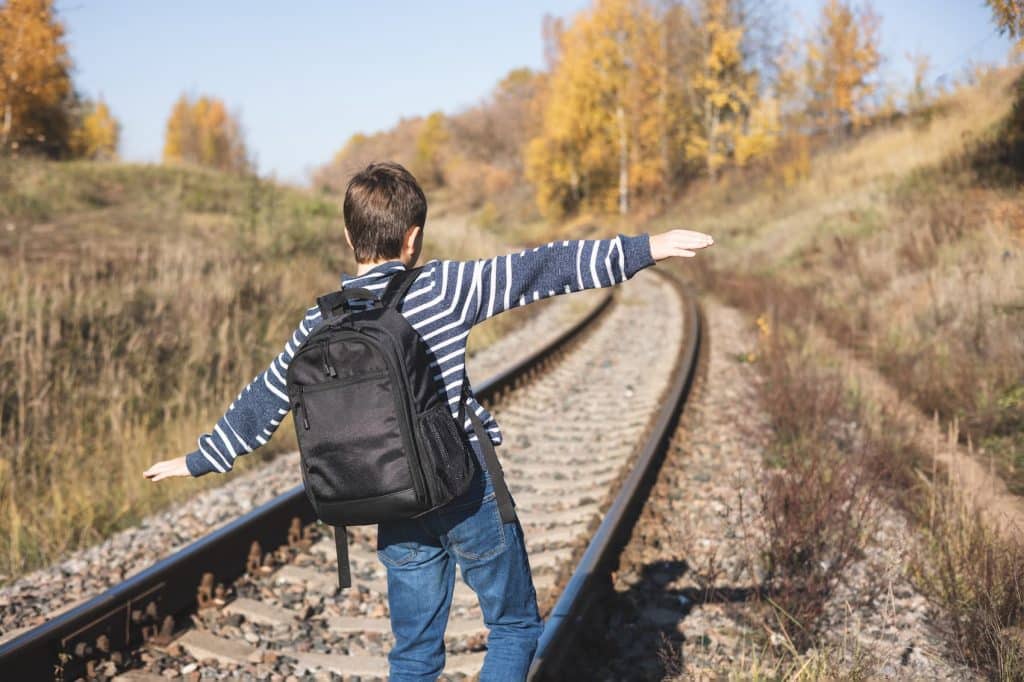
[735, 96, 780, 166]
[70, 98, 119, 159]
[685, 0, 758, 177]
[413, 111, 448, 187]
[162, 94, 248, 172]
[772, 36, 809, 133]
[658, 1, 700, 184]
[987, 0, 1024, 45]
[526, 0, 663, 218]
[0, 0, 72, 156]
[162, 95, 192, 163]
[805, 0, 882, 135]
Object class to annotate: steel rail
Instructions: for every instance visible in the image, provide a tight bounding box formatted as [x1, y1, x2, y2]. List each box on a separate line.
[527, 268, 702, 680]
[0, 291, 613, 681]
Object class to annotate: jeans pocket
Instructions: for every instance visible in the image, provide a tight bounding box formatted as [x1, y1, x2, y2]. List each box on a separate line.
[377, 522, 420, 568]
[445, 494, 506, 562]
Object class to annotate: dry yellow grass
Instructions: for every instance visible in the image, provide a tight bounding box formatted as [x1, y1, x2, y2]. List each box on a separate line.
[650, 65, 1024, 488]
[651, 67, 1021, 265]
[0, 162, 533, 584]
[641, 65, 1024, 679]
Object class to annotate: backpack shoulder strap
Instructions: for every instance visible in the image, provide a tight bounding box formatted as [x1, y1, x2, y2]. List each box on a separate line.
[380, 266, 424, 309]
[333, 525, 351, 589]
[460, 385, 516, 524]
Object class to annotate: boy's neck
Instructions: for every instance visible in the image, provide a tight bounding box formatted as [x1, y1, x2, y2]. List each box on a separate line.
[355, 258, 409, 276]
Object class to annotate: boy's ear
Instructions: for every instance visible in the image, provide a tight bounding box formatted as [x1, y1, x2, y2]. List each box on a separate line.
[403, 225, 422, 258]
[343, 226, 354, 252]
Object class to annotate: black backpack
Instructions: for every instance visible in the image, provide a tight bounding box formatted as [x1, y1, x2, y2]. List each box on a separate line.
[286, 267, 515, 588]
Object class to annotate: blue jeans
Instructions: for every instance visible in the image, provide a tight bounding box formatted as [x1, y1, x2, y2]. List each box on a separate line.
[377, 455, 542, 681]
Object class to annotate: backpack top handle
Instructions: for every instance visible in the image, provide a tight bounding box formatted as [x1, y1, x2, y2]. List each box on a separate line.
[316, 288, 379, 320]
[317, 266, 424, 320]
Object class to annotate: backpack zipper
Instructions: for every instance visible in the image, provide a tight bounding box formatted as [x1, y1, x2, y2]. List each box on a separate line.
[320, 340, 337, 378]
[295, 387, 310, 430]
[377, 331, 432, 508]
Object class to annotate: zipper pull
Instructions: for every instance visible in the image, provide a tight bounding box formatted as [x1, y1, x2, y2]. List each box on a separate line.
[320, 341, 337, 378]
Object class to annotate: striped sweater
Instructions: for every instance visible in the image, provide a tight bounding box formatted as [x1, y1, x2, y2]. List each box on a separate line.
[185, 233, 655, 477]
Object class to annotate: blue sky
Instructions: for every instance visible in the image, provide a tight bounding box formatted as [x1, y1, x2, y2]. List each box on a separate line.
[61, 1, 1015, 184]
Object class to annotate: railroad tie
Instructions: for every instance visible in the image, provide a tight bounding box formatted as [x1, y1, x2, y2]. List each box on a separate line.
[223, 598, 299, 627]
[111, 672, 169, 682]
[285, 649, 487, 677]
[175, 630, 262, 666]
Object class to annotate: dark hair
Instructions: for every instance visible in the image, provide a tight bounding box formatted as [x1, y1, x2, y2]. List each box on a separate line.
[343, 162, 427, 263]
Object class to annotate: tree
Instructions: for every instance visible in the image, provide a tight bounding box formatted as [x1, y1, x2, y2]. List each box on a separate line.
[734, 95, 780, 166]
[0, 0, 72, 157]
[162, 94, 248, 172]
[685, 0, 759, 177]
[906, 51, 932, 112]
[526, 0, 663, 218]
[70, 98, 119, 159]
[413, 111, 448, 187]
[449, 68, 543, 171]
[313, 119, 422, 194]
[805, 0, 882, 135]
[987, 0, 1024, 45]
[162, 95, 193, 163]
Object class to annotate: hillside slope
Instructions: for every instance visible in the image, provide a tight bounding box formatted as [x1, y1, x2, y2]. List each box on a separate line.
[651, 67, 1024, 493]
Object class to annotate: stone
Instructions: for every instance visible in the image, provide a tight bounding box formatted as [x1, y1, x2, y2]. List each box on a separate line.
[446, 652, 487, 675]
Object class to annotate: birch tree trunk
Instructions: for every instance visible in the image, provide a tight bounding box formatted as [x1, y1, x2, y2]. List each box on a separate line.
[617, 103, 629, 215]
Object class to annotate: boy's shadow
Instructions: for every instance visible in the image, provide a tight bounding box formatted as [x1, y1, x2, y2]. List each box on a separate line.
[570, 559, 761, 680]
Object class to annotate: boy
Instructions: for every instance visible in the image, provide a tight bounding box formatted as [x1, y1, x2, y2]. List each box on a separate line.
[144, 161, 713, 681]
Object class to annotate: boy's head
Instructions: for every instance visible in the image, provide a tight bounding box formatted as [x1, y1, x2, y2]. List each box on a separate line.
[343, 161, 427, 265]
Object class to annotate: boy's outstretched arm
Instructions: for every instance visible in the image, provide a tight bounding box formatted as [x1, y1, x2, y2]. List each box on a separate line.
[143, 305, 324, 481]
[449, 229, 712, 326]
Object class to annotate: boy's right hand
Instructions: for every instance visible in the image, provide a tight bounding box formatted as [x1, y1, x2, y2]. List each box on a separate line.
[649, 229, 714, 260]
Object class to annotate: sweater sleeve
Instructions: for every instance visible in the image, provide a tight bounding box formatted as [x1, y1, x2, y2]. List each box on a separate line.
[185, 305, 323, 477]
[440, 233, 654, 327]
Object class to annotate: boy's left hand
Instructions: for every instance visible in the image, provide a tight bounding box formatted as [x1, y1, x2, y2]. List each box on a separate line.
[143, 456, 191, 481]
[649, 229, 714, 260]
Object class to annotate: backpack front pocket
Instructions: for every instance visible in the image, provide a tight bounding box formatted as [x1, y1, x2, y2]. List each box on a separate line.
[416, 403, 476, 505]
[294, 371, 412, 502]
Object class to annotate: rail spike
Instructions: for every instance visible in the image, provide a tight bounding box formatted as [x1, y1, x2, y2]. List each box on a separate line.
[150, 615, 175, 646]
[246, 540, 262, 574]
[196, 572, 215, 610]
[287, 517, 302, 547]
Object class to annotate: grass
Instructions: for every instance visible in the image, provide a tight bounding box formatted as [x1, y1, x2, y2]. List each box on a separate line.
[911, 468, 1024, 679]
[643, 65, 1024, 678]
[723, 298, 1024, 679]
[0, 159, 535, 584]
[657, 66, 1024, 493]
[752, 322, 882, 652]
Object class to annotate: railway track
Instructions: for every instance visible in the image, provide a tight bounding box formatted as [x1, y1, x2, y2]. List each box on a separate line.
[0, 267, 700, 681]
